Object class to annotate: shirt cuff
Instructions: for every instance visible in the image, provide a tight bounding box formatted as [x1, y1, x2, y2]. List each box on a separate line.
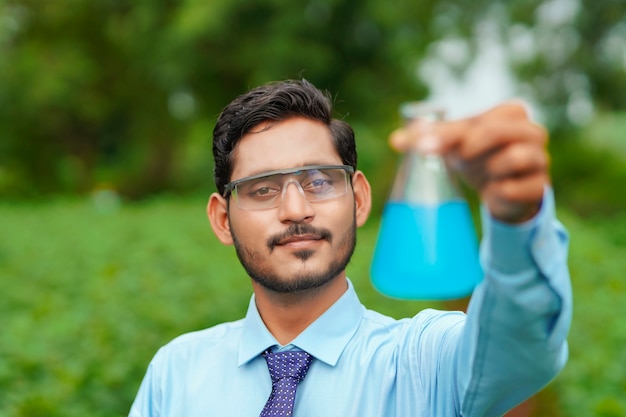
[479, 186, 572, 351]
[479, 186, 568, 276]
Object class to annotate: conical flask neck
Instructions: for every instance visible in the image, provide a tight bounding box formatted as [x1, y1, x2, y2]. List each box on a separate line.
[390, 152, 462, 204]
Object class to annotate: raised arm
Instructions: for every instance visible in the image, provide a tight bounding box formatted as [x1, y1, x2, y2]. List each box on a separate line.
[391, 102, 572, 415]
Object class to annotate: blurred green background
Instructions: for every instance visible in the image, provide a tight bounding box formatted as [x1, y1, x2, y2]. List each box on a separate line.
[1, 0, 625, 416]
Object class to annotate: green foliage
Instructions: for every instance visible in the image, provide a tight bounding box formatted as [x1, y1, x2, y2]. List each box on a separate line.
[550, 116, 626, 217]
[0, 197, 251, 416]
[0, 0, 433, 198]
[2, 0, 623, 198]
[1, 194, 625, 416]
[555, 210, 626, 417]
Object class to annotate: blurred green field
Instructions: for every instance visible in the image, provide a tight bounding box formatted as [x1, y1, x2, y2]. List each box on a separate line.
[1, 194, 625, 417]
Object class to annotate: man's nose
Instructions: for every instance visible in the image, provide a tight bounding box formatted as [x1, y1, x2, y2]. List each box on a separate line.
[277, 180, 315, 223]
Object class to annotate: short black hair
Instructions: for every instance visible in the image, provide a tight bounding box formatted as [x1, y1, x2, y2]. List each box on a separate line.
[212, 79, 357, 195]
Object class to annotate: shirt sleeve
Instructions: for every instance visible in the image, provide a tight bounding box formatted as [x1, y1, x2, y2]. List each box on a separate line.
[128, 358, 161, 417]
[456, 187, 572, 416]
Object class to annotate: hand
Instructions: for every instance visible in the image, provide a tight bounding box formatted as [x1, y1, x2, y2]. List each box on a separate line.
[389, 101, 550, 223]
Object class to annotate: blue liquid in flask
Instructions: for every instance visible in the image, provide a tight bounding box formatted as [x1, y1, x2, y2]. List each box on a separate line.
[370, 200, 483, 300]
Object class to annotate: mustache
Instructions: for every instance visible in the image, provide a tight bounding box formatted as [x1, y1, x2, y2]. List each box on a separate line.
[267, 224, 333, 250]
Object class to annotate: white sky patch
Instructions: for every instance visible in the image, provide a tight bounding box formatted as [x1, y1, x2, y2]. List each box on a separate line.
[418, 33, 525, 120]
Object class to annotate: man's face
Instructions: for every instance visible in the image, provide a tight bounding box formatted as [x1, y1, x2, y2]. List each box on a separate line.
[226, 117, 357, 293]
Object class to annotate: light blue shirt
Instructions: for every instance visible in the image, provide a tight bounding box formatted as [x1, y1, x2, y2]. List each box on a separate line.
[129, 189, 571, 417]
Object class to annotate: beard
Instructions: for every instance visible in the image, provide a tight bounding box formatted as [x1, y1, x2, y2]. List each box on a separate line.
[231, 219, 357, 294]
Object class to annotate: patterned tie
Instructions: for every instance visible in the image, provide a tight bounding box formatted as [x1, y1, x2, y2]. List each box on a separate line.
[259, 350, 313, 417]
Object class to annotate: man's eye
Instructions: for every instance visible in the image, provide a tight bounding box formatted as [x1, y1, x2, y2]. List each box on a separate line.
[249, 186, 280, 197]
[310, 179, 331, 187]
[304, 178, 333, 192]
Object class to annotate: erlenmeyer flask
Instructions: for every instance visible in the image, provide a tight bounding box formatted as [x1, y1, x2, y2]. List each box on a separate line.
[370, 103, 482, 300]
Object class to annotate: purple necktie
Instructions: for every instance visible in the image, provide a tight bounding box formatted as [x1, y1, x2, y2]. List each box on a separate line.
[259, 350, 313, 417]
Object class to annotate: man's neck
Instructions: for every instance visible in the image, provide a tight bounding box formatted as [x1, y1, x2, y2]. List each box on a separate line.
[252, 276, 348, 346]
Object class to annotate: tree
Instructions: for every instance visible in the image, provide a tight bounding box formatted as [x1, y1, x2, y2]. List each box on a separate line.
[0, 0, 623, 197]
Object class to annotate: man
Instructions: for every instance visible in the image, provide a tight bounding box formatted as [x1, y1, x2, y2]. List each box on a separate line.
[129, 79, 572, 416]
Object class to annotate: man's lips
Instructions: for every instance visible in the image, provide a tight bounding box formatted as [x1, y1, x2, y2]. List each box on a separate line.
[267, 225, 332, 250]
[276, 234, 323, 246]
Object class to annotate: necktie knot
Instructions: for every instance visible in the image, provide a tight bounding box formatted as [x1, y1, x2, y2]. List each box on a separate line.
[263, 350, 312, 384]
[259, 350, 313, 417]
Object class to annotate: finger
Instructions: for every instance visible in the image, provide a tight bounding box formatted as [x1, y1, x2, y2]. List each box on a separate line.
[457, 120, 548, 161]
[482, 172, 549, 223]
[389, 101, 540, 154]
[389, 128, 412, 152]
[483, 142, 550, 180]
[475, 100, 532, 121]
[430, 101, 539, 154]
[444, 140, 549, 190]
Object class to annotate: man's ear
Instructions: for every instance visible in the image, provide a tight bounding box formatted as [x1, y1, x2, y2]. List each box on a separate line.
[351, 170, 372, 227]
[207, 193, 234, 245]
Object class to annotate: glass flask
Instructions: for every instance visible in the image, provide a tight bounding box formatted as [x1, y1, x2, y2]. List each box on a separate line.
[370, 103, 482, 300]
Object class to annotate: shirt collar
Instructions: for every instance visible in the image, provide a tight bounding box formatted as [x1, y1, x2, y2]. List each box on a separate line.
[237, 279, 364, 367]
